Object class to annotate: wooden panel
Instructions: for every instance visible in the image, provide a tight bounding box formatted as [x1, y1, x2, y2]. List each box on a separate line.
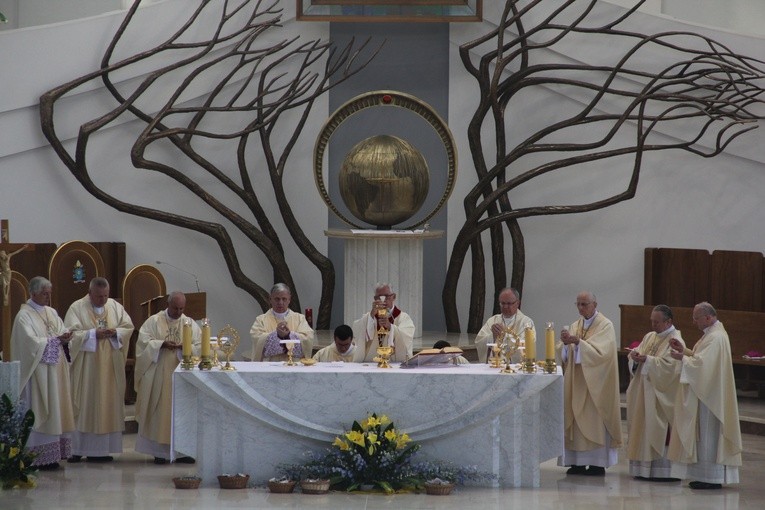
[644, 248, 710, 306]
[710, 250, 763, 312]
[48, 241, 105, 313]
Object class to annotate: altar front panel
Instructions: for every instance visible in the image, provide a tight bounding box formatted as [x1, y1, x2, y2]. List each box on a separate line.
[172, 363, 563, 487]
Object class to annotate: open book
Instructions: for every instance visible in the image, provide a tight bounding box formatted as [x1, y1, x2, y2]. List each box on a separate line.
[400, 346, 464, 368]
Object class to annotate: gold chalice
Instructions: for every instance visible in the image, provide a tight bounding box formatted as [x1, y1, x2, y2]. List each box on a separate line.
[376, 345, 394, 368]
[210, 337, 220, 367]
[501, 328, 521, 373]
[283, 340, 298, 366]
[217, 325, 240, 371]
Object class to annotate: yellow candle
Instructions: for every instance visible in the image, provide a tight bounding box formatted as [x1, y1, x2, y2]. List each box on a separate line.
[525, 326, 536, 360]
[182, 320, 192, 357]
[545, 324, 555, 360]
[201, 319, 211, 357]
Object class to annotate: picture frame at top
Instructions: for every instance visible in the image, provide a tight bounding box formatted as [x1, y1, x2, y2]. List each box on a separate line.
[297, 0, 482, 22]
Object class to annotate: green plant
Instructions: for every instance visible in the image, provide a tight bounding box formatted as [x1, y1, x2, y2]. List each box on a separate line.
[0, 393, 37, 490]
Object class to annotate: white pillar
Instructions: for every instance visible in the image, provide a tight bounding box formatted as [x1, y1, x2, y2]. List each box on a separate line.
[326, 229, 443, 338]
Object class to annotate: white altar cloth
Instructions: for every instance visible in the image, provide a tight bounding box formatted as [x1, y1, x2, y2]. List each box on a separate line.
[172, 362, 563, 487]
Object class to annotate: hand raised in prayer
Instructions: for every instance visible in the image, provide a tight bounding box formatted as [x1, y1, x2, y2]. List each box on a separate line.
[668, 338, 684, 360]
[628, 349, 647, 363]
[162, 340, 181, 350]
[59, 331, 73, 344]
[560, 329, 578, 345]
[96, 327, 116, 340]
[491, 323, 505, 339]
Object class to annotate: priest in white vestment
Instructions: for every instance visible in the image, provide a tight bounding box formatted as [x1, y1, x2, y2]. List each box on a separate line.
[313, 324, 364, 362]
[250, 283, 313, 361]
[626, 304, 685, 480]
[64, 277, 134, 462]
[557, 291, 622, 476]
[667, 302, 742, 490]
[474, 287, 536, 363]
[10, 277, 75, 470]
[134, 291, 200, 464]
[352, 283, 414, 363]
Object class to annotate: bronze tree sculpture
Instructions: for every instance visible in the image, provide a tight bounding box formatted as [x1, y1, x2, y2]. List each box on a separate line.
[445, 0, 765, 332]
[39, 0, 378, 327]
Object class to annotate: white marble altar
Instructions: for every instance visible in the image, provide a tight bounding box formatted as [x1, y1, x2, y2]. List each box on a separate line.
[325, 229, 444, 338]
[172, 362, 563, 487]
[0, 360, 21, 399]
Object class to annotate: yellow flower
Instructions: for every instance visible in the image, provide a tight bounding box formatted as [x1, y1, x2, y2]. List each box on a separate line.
[396, 433, 411, 449]
[9, 446, 19, 459]
[366, 415, 382, 428]
[333, 437, 350, 451]
[379, 415, 391, 426]
[367, 432, 379, 445]
[384, 429, 397, 442]
[346, 430, 365, 447]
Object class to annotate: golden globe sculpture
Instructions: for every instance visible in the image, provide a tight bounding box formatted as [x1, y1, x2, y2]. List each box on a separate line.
[339, 135, 430, 228]
[314, 90, 457, 230]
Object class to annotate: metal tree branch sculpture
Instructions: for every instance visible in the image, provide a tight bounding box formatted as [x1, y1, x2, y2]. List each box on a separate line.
[39, 0, 378, 327]
[445, 0, 765, 332]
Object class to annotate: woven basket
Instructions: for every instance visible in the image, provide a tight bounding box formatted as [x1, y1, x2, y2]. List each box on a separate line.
[268, 480, 297, 493]
[173, 477, 202, 490]
[300, 479, 330, 494]
[217, 474, 250, 489]
[424, 482, 455, 495]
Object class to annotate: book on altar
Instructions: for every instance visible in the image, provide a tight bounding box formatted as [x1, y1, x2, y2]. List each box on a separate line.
[400, 346, 464, 368]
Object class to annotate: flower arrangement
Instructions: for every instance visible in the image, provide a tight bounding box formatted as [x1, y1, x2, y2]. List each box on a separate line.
[277, 412, 499, 495]
[279, 413, 420, 494]
[0, 393, 37, 490]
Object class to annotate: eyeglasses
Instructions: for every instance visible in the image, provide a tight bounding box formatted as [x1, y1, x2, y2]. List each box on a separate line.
[375, 294, 395, 299]
[576, 302, 593, 306]
[499, 301, 519, 306]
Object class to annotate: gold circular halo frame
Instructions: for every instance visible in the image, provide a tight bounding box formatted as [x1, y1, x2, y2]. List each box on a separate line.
[313, 90, 457, 230]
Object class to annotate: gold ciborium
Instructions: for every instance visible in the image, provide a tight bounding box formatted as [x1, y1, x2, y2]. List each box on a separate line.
[282, 340, 298, 366]
[210, 337, 221, 367]
[487, 342, 503, 369]
[217, 325, 240, 371]
[501, 328, 521, 373]
[376, 345, 394, 368]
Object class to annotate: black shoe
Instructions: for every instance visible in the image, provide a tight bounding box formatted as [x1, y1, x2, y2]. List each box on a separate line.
[634, 476, 649, 481]
[37, 462, 60, 471]
[174, 456, 196, 464]
[689, 481, 721, 490]
[584, 466, 606, 476]
[68, 455, 82, 463]
[651, 477, 681, 482]
[86, 456, 114, 463]
[566, 465, 587, 475]
[154, 457, 168, 465]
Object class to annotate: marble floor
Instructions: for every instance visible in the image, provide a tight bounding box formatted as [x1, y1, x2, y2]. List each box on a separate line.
[4, 425, 765, 510]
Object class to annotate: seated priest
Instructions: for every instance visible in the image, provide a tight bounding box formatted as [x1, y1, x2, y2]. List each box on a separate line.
[134, 291, 200, 464]
[250, 283, 313, 361]
[433, 340, 470, 365]
[313, 324, 364, 362]
[352, 282, 414, 363]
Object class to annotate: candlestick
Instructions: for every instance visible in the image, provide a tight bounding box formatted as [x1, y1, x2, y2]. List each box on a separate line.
[544, 321, 557, 374]
[181, 319, 194, 369]
[524, 325, 536, 360]
[198, 318, 213, 370]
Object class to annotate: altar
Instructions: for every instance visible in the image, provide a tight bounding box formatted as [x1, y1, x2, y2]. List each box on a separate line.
[172, 363, 563, 488]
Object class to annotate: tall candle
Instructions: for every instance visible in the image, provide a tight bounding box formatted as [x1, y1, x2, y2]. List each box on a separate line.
[524, 326, 536, 360]
[201, 318, 211, 357]
[182, 320, 192, 357]
[545, 323, 556, 360]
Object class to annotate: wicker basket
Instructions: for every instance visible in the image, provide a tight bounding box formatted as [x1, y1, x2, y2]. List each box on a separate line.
[268, 480, 297, 493]
[173, 476, 202, 490]
[217, 474, 250, 489]
[300, 479, 331, 494]
[424, 482, 455, 495]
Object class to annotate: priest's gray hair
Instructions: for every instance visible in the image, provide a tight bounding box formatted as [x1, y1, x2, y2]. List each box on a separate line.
[652, 304, 673, 321]
[271, 283, 291, 295]
[374, 282, 395, 294]
[29, 276, 52, 295]
[500, 287, 520, 301]
[89, 277, 110, 290]
[696, 301, 717, 317]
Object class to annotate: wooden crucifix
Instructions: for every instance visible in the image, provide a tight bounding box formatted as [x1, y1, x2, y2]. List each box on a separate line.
[1, 219, 33, 361]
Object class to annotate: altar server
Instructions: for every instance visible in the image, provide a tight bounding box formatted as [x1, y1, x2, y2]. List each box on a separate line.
[313, 324, 364, 362]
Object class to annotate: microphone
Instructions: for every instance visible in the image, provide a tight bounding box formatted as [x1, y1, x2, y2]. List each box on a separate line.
[155, 261, 201, 293]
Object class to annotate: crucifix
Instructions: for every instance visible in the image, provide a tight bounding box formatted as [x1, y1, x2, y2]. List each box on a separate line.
[1, 219, 33, 361]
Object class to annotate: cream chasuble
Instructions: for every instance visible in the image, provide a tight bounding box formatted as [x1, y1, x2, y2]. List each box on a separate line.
[353, 308, 415, 363]
[134, 311, 201, 450]
[312, 342, 365, 363]
[11, 303, 75, 437]
[64, 296, 134, 438]
[626, 328, 684, 463]
[250, 309, 314, 361]
[558, 312, 623, 451]
[474, 310, 535, 363]
[668, 321, 742, 468]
